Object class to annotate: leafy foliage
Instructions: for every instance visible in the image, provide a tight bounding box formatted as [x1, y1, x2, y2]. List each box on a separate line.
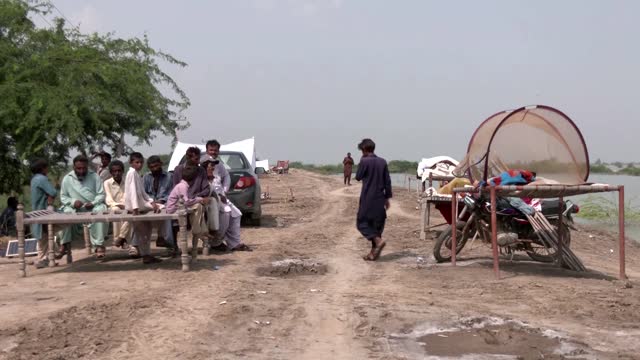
[0, 0, 190, 194]
[590, 163, 614, 174]
[289, 162, 349, 175]
[289, 159, 418, 175]
[387, 160, 418, 174]
[619, 166, 640, 177]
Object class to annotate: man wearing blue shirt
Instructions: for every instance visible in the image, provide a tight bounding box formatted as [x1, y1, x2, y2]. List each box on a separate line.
[142, 155, 175, 253]
[29, 159, 57, 268]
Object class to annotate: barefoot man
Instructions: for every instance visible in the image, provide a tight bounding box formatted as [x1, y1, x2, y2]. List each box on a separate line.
[355, 138, 392, 261]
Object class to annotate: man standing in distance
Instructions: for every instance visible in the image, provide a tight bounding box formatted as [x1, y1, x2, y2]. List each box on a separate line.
[355, 139, 392, 261]
[343, 152, 355, 186]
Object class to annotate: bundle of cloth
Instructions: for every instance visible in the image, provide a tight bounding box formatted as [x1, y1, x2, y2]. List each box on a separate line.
[417, 156, 459, 182]
[480, 169, 536, 187]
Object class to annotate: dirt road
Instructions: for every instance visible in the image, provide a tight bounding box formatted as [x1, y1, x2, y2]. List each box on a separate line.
[1, 170, 639, 359]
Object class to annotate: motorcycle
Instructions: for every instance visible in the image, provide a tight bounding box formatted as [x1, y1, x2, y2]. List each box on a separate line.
[433, 194, 579, 263]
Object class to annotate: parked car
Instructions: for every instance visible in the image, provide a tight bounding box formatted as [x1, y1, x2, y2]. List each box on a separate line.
[176, 151, 262, 225]
[218, 151, 262, 225]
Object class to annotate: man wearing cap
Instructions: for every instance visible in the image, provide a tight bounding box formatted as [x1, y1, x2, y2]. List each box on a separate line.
[201, 154, 252, 252]
[199, 154, 221, 235]
[204, 140, 234, 250]
[171, 147, 210, 251]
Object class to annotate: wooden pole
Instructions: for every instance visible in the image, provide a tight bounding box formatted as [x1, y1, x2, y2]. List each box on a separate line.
[48, 223, 56, 267]
[490, 186, 500, 279]
[426, 173, 433, 228]
[202, 235, 210, 256]
[451, 193, 457, 266]
[619, 186, 626, 280]
[17, 204, 26, 277]
[557, 197, 564, 268]
[83, 224, 91, 255]
[419, 198, 426, 240]
[178, 197, 190, 272]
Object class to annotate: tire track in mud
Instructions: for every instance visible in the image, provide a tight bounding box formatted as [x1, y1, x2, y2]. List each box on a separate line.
[292, 176, 370, 359]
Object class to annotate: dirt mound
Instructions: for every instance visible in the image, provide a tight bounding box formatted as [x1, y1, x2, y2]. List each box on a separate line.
[257, 258, 327, 277]
[0, 295, 168, 360]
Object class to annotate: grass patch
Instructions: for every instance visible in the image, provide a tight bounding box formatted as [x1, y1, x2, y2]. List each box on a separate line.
[576, 195, 640, 222]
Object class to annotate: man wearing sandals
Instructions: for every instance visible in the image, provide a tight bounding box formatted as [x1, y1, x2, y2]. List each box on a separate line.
[104, 160, 132, 248]
[125, 152, 163, 264]
[201, 154, 252, 252]
[58, 155, 109, 259]
[355, 138, 392, 261]
[166, 165, 209, 237]
[30, 159, 57, 268]
[143, 155, 175, 255]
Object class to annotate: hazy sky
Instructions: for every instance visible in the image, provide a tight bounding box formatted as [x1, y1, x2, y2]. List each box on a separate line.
[44, 0, 640, 164]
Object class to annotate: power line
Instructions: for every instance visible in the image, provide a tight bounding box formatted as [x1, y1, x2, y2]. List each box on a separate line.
[36, 12, 53, 28]
[49, 1, 80, 31]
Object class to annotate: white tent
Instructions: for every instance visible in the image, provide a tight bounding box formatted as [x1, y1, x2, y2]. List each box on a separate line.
[168, 137, 256, 171]
[256, 159, 269, 172]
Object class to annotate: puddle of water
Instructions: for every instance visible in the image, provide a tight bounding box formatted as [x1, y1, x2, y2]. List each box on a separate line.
[388, 316, 598, 359]
[418, 324, 560, 358]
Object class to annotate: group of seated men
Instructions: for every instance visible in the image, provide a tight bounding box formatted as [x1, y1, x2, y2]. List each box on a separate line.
[29, 139, 251, 269]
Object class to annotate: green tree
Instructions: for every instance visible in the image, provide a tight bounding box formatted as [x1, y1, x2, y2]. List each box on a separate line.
[387, 160, 418, 174]
[0, 0, 190, 194]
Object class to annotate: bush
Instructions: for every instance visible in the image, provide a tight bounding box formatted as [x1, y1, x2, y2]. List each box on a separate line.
[590, 163, 614, 174]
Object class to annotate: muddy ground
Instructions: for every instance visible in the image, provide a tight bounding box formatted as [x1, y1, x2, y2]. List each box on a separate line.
[1, 169, 639, 359]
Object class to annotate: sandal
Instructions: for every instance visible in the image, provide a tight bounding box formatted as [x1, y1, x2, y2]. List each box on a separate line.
[142, 255, 162, 264]
[372, 241, 386, 260]
[55, 243, 71, 260]
[156, 237, 168, 248]
[95, 246, 106, 259]
[362, 251, 376, 261]
[231, 244, 252, 252]
[114, 237, 129, 249]
[162, 247, 178, 258]
[210, 243, 230, 252]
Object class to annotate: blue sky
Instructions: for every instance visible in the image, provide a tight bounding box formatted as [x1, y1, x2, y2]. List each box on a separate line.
[43, 0, 640, 164]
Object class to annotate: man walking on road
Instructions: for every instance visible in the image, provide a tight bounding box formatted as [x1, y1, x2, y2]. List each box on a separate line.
[355, 139, 392, 261]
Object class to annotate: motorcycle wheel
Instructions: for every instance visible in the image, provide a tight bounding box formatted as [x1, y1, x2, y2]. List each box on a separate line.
[525, 221, 571, 263]
[433, 221, 472, 263]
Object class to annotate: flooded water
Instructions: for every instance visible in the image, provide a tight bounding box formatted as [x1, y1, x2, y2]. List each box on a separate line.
[389, 173, 640, 242]
[575, 174, 640, 242]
